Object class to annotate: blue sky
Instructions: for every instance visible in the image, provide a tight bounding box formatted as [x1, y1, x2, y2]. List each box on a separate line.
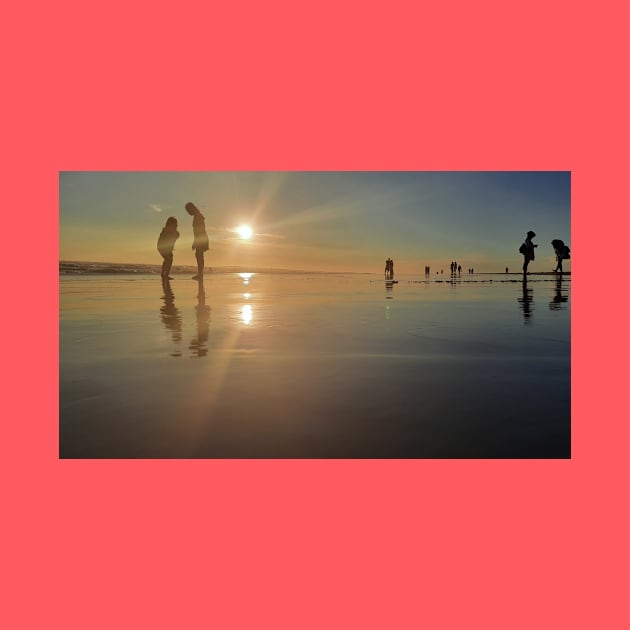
[59, 171, 571, 273]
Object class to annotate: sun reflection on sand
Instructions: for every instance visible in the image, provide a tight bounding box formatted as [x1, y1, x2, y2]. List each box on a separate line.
[241, 304, 253, 325]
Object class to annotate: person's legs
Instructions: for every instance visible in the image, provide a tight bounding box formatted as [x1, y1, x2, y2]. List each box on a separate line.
[192, 249, 204, 279]
[523, 256, 529, 274]
[162, 253, 173, 278]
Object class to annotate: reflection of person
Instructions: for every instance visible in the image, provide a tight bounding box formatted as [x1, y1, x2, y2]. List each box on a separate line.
[157, 217, 179, 279]
[551, 239, 570, 273]
[520, 230, 537, 274]
[185, 202, 210, 280]
[189, 279, 211, 358]
[160, 278, 182, 355]
[549, 275, 568, 311]
[518, 276, 534, 322]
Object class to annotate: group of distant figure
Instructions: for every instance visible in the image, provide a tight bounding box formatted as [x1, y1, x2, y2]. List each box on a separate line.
[157, 202, 210, 281]
[390, 232, 570, 278]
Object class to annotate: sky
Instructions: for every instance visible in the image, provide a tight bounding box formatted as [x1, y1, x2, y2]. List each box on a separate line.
[59, 171, 571, 273]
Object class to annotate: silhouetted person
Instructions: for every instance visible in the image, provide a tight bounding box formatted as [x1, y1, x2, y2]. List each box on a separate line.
[551, 239, 570, 273]
[506, 267, 508, 274]
[457, 264, 461, 274]
[385, 258, 391, 279]
[520, 230, 537, 274]
[160, 278, 182, 356]
[190, 279, 211, 358]
[185, 202, 209, 280]
[389, 258, 394, 279]
[157, 217, 179, 280]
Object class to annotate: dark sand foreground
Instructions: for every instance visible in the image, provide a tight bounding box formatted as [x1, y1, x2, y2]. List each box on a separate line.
[60, 273, 570, 458]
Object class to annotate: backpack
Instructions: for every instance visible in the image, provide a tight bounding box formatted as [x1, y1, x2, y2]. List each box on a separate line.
[562, 246, 570, 259]
[518, 243, 527, 254]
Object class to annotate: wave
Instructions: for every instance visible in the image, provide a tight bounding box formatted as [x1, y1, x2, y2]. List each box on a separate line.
[59, 261, 354, 275]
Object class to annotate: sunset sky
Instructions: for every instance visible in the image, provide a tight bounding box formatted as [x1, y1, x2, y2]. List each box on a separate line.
[59, 171, 571, 273]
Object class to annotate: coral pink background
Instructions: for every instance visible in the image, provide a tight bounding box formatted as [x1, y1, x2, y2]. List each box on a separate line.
[3, 1, 627, 628]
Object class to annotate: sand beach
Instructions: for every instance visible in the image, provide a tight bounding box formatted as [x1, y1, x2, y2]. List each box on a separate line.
[60, 271, 570, 458]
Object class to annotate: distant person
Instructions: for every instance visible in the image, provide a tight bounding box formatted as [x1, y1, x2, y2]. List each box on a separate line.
[157, 217, 179, 280]
[506, 267, 508, 274]
[385, 258, 391, 279]
[185, 202, 209, 280]
[551, 239, 570, 273]
[389, 259, 395, 280]
[457, 264, 461, 274]
[519, 230, 537, 274]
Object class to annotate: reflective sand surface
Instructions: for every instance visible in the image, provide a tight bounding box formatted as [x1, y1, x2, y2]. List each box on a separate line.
[60, 273, 570, 458]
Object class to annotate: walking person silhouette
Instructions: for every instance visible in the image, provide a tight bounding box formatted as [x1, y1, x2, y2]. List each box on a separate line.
[551, 239, 570, 273]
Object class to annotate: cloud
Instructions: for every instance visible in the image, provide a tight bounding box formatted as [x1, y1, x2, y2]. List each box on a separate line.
[149, 204, 163, 213]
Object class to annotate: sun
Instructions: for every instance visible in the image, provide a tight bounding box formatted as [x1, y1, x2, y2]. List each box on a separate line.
[236, 225, 253, 240]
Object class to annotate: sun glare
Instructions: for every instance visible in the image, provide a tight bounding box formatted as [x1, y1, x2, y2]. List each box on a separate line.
[236, 225, 253, 239]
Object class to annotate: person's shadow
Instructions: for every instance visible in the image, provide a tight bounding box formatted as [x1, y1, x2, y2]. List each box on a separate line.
[549, 275, 569, 311]
[160, 278, 182, 357]
[517, 277, 534, 323]
[189, 278, 211, 358]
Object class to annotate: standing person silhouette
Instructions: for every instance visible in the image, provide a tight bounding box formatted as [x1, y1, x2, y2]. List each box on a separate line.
[157, 217, 179, 280]
[185, 202, 209, 280]
[520, 230, 537, 274]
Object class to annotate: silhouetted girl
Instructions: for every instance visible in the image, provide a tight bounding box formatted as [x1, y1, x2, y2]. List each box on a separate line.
[185, 202, 210, 280]
[157, 217, 179, 279]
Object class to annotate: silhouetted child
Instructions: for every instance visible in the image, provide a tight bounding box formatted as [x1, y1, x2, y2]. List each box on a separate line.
[157, 217, 179, 279]
[185, 202, 210, 280]
[519, 230, 537, 274]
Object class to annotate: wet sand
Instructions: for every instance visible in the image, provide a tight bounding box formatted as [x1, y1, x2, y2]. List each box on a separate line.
[60, 273, 570, 458]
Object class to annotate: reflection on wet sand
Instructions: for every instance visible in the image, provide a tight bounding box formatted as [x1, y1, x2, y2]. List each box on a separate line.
[549, 275, 569, 311]
[385, 280, 395, 300]
[241, 304, 253, 325]
[189, 279, 211, 358]
[60, 273, 571, 458]
[160, 278, 182, 357]
[517, 277, 534, 322]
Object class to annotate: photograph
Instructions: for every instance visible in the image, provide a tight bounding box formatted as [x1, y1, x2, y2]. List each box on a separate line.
[60, 171, 571, 458]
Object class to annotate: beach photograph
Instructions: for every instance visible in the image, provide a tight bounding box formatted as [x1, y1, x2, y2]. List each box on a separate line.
[60, 171, 571, 458]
